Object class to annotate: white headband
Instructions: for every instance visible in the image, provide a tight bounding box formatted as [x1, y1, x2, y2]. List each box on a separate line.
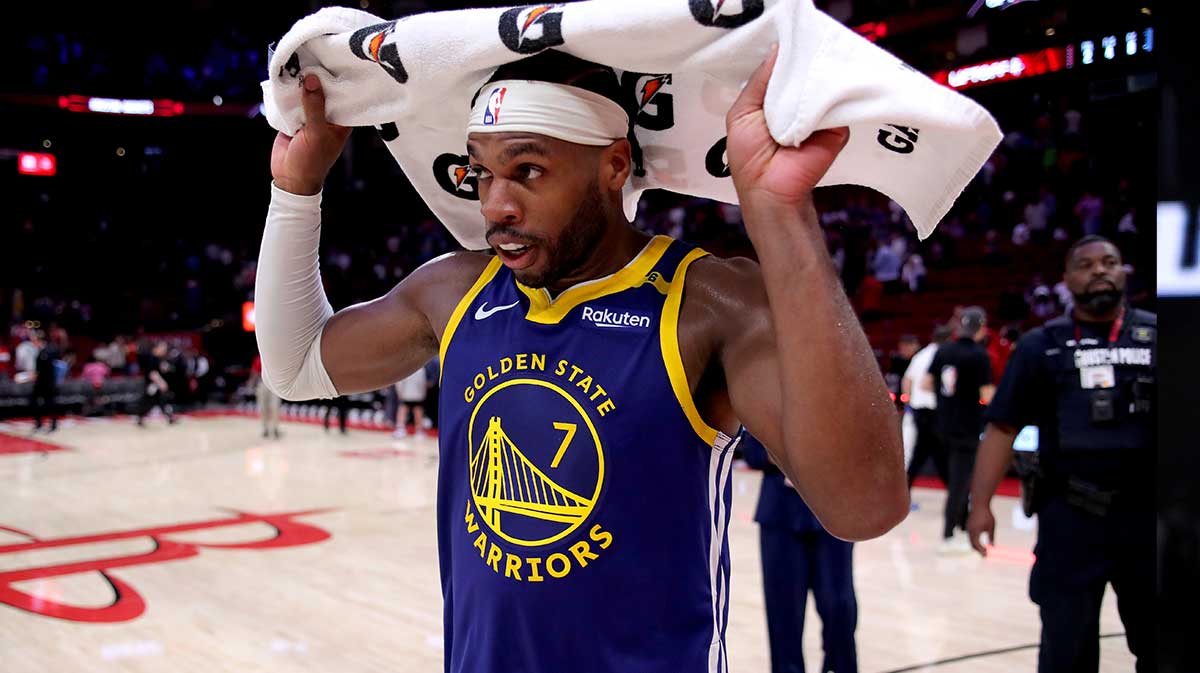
[467, 79, 629, 146]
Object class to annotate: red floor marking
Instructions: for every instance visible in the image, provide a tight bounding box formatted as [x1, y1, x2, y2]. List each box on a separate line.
[0, 433, 69, 456]
[913, 475, 1021, 497]
[0, 509, 334, 623]
[983, 544, 1037, 566]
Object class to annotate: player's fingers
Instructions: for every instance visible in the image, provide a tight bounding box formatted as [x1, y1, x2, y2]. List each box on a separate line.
[301, 74, 328, 128]
[969, 529, 987, 556]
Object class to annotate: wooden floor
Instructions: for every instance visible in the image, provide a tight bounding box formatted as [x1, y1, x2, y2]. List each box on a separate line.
[0, 413, 1136, 672]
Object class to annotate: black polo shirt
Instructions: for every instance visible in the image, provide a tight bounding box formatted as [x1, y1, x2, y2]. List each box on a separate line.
[929, 336, 992, 445]
[985, 310, 1157, 490]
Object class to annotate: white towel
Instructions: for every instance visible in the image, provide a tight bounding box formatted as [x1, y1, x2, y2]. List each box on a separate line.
[261, 0, 1002, 248]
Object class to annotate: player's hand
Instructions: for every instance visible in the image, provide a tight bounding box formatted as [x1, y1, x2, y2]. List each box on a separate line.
[725, 43, 850, 211]
[271, 74, 353, 196]
[967, 505, 995, 557]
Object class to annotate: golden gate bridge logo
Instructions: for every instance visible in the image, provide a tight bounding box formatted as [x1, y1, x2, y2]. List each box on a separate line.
[470, 416, 593, 536]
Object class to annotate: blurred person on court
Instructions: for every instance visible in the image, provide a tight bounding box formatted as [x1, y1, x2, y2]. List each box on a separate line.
[250, 353, 281, 438]
[968, 236, 1155, 672]
[29, 332, 63, 433]
[742, 431, 857, 673]
[324, 395, 349, 434]
[256, 49, 906, 672]
[136, 340, 177, 427]
[902, 324, 952, 492]
[393, 360, 429, 438]
[923, 307, 993, 554]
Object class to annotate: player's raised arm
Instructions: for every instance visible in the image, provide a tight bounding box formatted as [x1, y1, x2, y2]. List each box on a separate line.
[721, 46, 908, 541]
[257, 74, 487, 398]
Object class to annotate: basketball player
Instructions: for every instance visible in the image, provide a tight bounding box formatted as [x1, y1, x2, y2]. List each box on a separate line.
[258, 47, 906, 672]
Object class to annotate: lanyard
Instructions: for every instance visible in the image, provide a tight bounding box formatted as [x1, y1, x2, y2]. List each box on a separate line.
[1075, 306, 1125, 345]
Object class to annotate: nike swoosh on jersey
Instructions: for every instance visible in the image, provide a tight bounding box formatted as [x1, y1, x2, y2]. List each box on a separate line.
[474, 301, 520, 320]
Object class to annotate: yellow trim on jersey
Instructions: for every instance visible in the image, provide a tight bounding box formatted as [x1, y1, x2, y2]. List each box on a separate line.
[439, 257, 504, 383]
[515, 235, 673, 324]
[660, 247, 720, 447]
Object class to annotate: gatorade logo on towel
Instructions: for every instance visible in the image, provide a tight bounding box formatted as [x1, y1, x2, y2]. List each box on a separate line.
[498, 5, 566, 54]
[688, 0, 764, 29]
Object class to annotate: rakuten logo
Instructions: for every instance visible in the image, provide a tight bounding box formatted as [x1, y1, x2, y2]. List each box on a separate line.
[581, 306, 652, 330]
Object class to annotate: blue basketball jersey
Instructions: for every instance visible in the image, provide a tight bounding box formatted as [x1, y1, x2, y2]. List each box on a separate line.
[436, 235, 740, 673]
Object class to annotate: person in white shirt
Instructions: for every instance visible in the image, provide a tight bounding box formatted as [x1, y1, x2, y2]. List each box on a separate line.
[901, 324, 952, 491]
[873, 241, 903, 292]
[901, 252, 926, 292]
[14, 332, 43, 375]
[393, 363, 429, 438]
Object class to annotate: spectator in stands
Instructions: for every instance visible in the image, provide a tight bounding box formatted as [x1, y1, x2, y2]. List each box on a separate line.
[80, 353, 112, 416]
[1023, 192, 1050, 238]
[1074, 189, 1104, 236]
[901, 252, 926, 293]
[1012, 221, 1031, 247]
[82, 353, 111, 388]
[95, 337, 132, 375]
[858, 274, 883, 322]
[872, 237, 903, 294]
[1052, 278, 1074, 315]
[982, 229, 1007, 265]
[1030, 286, 1058, 321]
[0, 343, 12, 381]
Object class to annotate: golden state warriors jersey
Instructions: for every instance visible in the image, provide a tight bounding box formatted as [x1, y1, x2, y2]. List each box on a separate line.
[436, 235, 740, 673]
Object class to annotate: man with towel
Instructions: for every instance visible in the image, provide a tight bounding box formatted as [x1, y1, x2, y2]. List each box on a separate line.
[257, 47, 906, 672]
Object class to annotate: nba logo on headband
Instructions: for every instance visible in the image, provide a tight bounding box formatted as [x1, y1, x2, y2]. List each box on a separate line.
[483, 87, 507, 125]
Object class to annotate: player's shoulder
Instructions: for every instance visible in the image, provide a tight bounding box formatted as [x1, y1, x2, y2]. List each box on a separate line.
[681, 253, 767, 316]
[384, 250, 495, 315]
[413, 249, 494, 281]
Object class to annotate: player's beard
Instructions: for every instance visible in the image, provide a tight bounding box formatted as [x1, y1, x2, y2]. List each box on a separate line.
[1073, 287, 1123, 316]
[513, 178, 608, 290]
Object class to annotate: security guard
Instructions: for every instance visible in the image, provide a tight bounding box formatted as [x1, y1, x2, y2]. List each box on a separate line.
[741, 431, 857, 673]
[967, 236, 1154, 673]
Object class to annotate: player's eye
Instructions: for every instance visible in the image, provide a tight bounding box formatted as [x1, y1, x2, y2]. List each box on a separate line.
[517, 164, 544, 180]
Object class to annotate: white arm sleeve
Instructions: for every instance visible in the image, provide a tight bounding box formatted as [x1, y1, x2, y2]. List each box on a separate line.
[254, 182, 339, 401]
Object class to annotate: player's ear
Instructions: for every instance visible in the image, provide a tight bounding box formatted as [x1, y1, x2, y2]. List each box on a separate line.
[599, 139, 631, 194]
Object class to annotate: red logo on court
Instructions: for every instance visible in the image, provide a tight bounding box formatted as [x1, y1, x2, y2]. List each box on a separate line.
[0, 509, 333, 623]
[0, 432, 69, 455]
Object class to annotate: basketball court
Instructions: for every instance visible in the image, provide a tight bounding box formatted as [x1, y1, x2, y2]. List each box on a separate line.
[0, 413, 1134, 672]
